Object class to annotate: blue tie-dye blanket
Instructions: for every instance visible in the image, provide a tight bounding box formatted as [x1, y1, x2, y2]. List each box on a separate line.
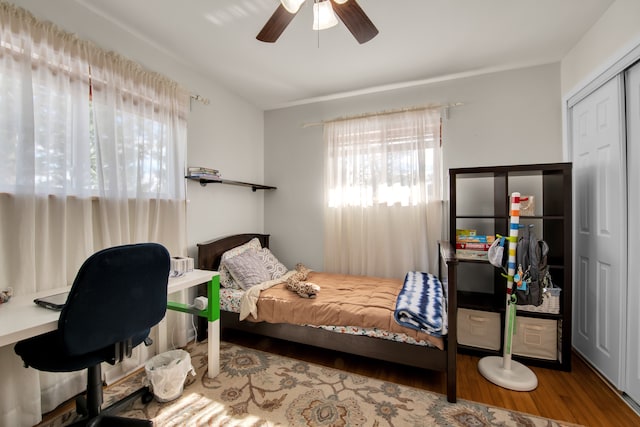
[394, 271, 448, 337]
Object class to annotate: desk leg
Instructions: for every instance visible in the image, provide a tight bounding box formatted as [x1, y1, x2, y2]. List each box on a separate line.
[207, 276, 220, 378]
[208, 318, 220, 378]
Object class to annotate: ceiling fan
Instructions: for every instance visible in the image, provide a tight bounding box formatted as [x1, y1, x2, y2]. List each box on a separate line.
[257, 0, 378, 44]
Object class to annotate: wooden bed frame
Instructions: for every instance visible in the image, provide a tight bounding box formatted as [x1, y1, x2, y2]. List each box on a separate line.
[197, 233, 459, 402]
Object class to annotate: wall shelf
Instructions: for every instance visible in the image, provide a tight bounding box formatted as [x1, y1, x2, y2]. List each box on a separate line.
[186, 176, 276, 192]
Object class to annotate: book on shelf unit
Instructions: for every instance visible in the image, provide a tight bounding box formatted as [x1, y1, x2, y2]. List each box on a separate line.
[455, 242, 492, 250]
[455, 229, 494, 260]
[455, 249, 490, 260]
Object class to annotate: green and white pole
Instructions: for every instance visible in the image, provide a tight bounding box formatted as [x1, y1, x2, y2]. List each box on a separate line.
[478, 192, 538, 391]
[502, 192, 521, 370]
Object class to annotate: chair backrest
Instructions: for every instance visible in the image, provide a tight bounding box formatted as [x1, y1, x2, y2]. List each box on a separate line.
[58, 243, 170, 356]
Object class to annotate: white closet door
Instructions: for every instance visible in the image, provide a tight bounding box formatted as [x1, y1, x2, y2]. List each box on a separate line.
[571, 75, 626, 388]
[626, 62, 640, 404]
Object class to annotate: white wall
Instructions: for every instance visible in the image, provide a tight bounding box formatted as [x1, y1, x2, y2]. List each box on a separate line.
[10, 0, 267, 260]
[561, 0, 640, 97]
[264, 63, 563, 270]
[185, 93, 265, 260]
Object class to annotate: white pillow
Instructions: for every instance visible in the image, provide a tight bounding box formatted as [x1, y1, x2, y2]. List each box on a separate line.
[256, 247, 288, 280]
[223, 248, 271, 290]
[219, 238, 262, 289]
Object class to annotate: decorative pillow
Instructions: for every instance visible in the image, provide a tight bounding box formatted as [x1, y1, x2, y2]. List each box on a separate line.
[219, 238, 262, 289]
[223, 249, 271, 290]
[256, 247, 288, 280]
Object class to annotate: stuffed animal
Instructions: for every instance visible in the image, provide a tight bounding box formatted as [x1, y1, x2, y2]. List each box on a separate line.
[286, 264, 320, 298]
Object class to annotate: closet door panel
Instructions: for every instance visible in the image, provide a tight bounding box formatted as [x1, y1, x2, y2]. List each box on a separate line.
[625, 61, 640, 405]
[570, 76, 626, 388]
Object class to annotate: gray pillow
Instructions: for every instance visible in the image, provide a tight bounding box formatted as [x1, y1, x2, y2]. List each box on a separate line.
[256, 247, 288, 280]
[218, 238, 262, 289]
[223, 248, 271, 290]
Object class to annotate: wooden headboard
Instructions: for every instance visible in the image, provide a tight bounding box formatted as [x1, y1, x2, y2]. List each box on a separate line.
[197, 233, 270, 271]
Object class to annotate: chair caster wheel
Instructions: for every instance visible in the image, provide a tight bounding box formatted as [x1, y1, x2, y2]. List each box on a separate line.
[141, 391, 154, 404]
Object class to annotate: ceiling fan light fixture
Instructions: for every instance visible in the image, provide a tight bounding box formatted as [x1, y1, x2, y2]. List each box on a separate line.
[258, 0, 378, 44]
[312, 0, 338, 30]
[280, 0, 305, 14]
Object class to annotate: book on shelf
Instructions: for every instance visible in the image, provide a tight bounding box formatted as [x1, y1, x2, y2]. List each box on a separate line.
[455, 228, 493, 258]
[188, 166, 219, 172]
[456, 235, 495, 244]
[455, 242, 492, 250]
[188, 173, 221, 181]
[187, 166, 222, 181]
[188, 166, 220, 175]
[455, 249, 489, 260]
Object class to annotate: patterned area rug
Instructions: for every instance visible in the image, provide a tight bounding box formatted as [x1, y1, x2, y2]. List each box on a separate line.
[42, 340, 581, 427]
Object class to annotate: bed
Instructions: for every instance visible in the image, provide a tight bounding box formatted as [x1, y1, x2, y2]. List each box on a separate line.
[197, 233, 458, 402]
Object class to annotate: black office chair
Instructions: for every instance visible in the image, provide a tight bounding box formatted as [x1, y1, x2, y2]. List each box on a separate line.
[15, 243, 170, 427]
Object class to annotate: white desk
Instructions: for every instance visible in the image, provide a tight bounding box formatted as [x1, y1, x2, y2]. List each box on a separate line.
[0, 269, 219, 377]
[0, 286, 69, 348]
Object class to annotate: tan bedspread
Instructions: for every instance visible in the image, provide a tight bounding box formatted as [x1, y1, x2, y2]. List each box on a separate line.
[245, 271, 444, 350]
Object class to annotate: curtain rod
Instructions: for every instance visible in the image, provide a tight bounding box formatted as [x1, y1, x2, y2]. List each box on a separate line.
[302, 102, 463, 128]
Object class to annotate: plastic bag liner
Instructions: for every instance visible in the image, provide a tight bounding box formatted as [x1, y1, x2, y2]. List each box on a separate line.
[144, 349, 196, 402]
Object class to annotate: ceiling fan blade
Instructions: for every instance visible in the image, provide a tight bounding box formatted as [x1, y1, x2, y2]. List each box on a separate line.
[331, 0, 378, 44]
[256, 4, 298, 43]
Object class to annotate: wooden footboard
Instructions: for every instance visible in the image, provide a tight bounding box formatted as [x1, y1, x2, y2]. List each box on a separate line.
[220, 310, 448, 370]
[197, 233, 458, 402]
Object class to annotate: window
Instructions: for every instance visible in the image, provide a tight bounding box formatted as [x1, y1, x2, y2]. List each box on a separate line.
[0, 3, 188, 291]
[327, 126, 438, 207]
[323, 108, 443, 278]
[0, 47, 184, 199]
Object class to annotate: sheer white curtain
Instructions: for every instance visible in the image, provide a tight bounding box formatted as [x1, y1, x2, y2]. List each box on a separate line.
[0, 3, 189, 425]
[323, 109, 443, 279]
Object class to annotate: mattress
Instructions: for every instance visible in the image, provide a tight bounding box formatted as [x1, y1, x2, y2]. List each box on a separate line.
[220, 286, 439, 348]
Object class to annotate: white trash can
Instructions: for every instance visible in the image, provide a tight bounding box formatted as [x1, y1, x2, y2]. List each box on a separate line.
[144, 349, 196, 402]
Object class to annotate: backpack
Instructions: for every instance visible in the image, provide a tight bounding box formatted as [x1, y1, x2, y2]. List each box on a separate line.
[487, 225, 551, 306]
[515, 225, 551, 306]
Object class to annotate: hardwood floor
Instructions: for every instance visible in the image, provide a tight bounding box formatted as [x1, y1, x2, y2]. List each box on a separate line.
[222, 330, 640, 427]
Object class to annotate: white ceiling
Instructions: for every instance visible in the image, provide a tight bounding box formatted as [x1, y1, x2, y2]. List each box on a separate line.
[71, 0, 613, 110]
